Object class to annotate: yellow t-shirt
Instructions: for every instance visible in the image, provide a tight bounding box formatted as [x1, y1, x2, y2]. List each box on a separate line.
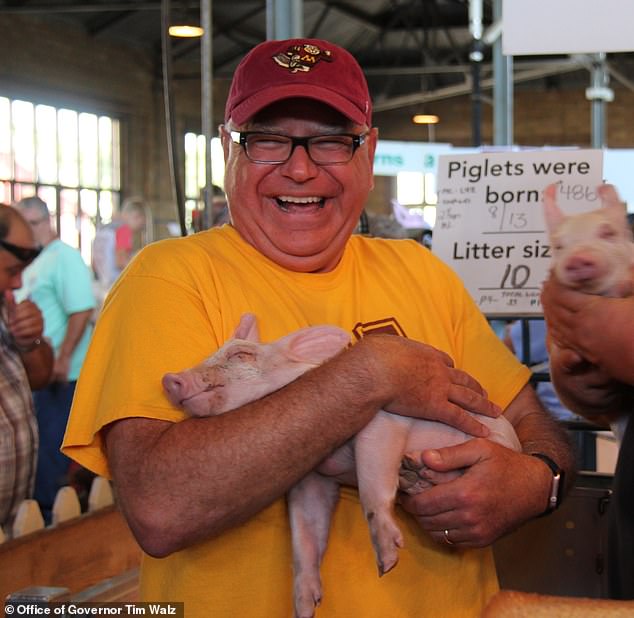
[63, 225, 531, 617]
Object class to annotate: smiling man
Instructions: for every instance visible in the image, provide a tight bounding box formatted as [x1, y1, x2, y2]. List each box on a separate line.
[63, 39, 574, 617]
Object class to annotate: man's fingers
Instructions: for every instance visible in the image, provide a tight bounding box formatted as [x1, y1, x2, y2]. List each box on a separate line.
[449, 384, 501, 417]
[448, 367, 486, 396]
[433, 348, 455, 368]
[436, 406, 490, 438]
[421, 441, 484, 473]
[447, 370, 502, 421]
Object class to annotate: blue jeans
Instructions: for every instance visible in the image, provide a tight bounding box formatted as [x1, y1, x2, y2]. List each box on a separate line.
[33, 381, 77, 524]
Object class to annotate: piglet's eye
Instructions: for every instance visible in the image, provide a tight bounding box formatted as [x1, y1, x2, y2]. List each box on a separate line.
[227, 348, 256, 363]
[598, 224, 617, 240]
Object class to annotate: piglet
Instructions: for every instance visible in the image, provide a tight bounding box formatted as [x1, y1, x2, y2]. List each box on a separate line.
[543, 183, 634, 296]
[162, 314, 520, 618]
[543, 182, 634, 440]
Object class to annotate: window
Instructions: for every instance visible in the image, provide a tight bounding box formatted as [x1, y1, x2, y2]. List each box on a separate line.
[184, 132, 225, 230]
[0, 96, 121, 264]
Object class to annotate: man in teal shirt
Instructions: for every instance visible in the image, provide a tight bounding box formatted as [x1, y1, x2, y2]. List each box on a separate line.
[16, 196, 96, 522]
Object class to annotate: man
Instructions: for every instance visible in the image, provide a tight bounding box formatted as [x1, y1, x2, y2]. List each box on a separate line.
[0, 204, 53, 533]
[542, 274, 634, 599]
[16, 196, 96, 523]
[91, 197, 147, 300]
[63, 39, 575, 616]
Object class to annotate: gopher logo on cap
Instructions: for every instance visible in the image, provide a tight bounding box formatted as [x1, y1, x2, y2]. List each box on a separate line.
[272, 43, 333, 74]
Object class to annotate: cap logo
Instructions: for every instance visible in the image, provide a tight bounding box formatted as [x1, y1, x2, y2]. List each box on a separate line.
[272, 43, 333, 74]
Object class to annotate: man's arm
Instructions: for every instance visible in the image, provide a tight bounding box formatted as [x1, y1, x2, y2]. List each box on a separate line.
[114, 225, 133, 270]
[19, 339, 54, 389]
[541, 274, 634, 420]
[541, 274, 634, 385]
[398, 384, 576, 547]
[52, 309, 93, 382]
[6, 294, 54, 389]
[105, 335, 502, 558]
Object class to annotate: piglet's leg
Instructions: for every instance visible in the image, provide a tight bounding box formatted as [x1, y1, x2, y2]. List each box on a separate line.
[355, 412, 411, 576]
[288, 472, 340, 618]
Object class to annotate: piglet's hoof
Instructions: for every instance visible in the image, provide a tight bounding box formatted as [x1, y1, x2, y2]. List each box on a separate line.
[398, 454, 434, 495]
[294, 578, 322, 618]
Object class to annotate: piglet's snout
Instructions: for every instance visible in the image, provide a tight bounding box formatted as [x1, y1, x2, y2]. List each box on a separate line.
[162, 373, 188, 404]
[564, 252, 603, 284]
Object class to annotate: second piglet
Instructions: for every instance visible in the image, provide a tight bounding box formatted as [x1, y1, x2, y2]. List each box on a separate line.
[542, 182, 634, 440]
[543, 182, 634, 297]
[162, 313, 520, 618]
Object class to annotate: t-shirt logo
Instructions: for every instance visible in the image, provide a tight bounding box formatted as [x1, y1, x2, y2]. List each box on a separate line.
[272, 44, 333, 74]
[352, 318, 407, 340]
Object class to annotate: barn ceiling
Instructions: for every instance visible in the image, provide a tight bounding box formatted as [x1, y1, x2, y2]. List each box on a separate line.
[2, 0, 634, 116]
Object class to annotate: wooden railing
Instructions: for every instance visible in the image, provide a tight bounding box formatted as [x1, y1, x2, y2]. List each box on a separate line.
[1, 477, 141, 603]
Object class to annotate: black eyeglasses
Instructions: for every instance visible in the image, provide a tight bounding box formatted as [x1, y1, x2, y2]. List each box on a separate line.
[229, 130, 368, 165]
[0, 239, 41, 263]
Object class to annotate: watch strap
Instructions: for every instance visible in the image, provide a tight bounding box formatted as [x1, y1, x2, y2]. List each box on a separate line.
[530, 452, 564, 516]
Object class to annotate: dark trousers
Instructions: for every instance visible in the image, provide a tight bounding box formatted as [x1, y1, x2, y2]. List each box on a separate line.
[607, 416, 634, 599]
[33, 381, 77, 524]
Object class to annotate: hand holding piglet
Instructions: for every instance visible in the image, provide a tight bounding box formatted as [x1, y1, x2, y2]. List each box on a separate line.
[163, 315, 519, 618]
[541, 182, 634, 382]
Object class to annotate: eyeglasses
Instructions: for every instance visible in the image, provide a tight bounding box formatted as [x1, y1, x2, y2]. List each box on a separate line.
[229, 130, 368, 165]
[0, 239, 41, 263]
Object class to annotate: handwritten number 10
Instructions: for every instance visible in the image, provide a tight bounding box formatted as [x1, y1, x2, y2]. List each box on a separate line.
[500, 264, 530, 289]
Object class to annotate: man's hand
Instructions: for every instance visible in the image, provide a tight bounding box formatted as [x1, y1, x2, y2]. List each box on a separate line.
[52, 353, 71, 383]
[5, 290, 45, 348]
[549, 347, 627, 423]
[541, 273, 634, 384]
[360, 335, 502, 439]
[397, 440, 551, 547]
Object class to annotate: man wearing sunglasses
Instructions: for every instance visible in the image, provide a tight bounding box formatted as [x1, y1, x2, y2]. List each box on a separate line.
[0, 204, 53, 534]
[64, 39, 574, 616]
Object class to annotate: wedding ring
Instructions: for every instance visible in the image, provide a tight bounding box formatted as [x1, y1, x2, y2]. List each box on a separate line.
[443, 529, 454, 545]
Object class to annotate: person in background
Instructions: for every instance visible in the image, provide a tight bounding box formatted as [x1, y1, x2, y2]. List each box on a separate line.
[62, 38, 575, 616]
[91, 197, 147, 301]
[192, 186, 230, 233]
[16, 196, 96, 523]
[504, 319, 578, 421]
[504, 318, 599, 469]
[210, 185, 230, 227]
[0, 204, 53, 533]
[542, 274, 634, 600]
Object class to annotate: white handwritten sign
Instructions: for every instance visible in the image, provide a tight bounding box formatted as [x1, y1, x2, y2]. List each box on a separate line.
[432, 149, 604, 316]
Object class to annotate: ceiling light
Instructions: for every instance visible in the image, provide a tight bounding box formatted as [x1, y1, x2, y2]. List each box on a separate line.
[168, 24, 204, 38]
[412, 114, 440, 125]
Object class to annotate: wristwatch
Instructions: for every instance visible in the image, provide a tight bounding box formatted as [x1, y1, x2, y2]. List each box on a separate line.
[530, 452, 564, 516]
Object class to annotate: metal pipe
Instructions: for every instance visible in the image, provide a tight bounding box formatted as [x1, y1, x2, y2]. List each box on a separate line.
[493, 0, 513, 145]
[201, 0, 214, 228]
[588, 52, 612, 149]
[266, 0, 303, 39]
[161, 0, 187, 236]
[469, 0, 483, 146]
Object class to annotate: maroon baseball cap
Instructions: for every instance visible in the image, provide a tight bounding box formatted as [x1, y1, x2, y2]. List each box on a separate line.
[224, 38, 372, 127]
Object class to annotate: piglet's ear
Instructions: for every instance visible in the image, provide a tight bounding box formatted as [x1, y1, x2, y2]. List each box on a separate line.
[542, 182, 564, 234]
[597, 184, 630, 233]
[597, 183, 623, 209]
[232, 313, 260, 342]
[277, 326, 350, 365]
